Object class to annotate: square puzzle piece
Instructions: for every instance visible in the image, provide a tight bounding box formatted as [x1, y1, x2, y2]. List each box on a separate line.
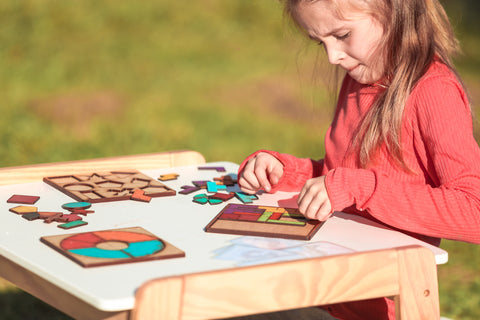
[41, 227, 185, 267]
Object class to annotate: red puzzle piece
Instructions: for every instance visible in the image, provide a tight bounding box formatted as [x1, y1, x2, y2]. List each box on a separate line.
[7, 194, 40, 205]
[131, 189, 152, 202]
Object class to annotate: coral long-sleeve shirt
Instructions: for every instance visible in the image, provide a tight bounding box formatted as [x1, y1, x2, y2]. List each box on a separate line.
[240, 61, 480, 245]
[238, 61, 480, 319]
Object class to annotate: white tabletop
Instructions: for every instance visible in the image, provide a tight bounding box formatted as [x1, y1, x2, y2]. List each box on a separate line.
[0, 161, 447, 312]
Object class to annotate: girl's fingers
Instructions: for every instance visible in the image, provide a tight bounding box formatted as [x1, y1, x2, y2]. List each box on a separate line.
[254, 165, 272, 192]
[238, 152, 284, 193]
[297, 176, 332, 221]
[268, 164, 283, 187]
[306, 200, 331, 221]
[238, 179, 258, 194]
[238, 172, 261, 194]
[239, 160, 261, 190]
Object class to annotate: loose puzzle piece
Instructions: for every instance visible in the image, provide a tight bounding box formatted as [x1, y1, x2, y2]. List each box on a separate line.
[192, 180, 209, 188]
[6, 199, 92, 230]
[179, 185, 201, 195]
[234, 192, 258, 204]
[131, 189, 152, 203]
[214, 174, 237, 186]
[158, 173, 179, 181]
[58, 220, 88, 229]
[22, 212, 40, 221]
[193, 194, 223, 205]
[206, 181, 227, 193]
[205, 204, 324, 240]
[198, 166, 226, 172]
[62, 202, 92, 211]
[43, 213, 64, 224]
[41, 227, 185, 267]
[7, 194, 40, 205]
[209, 192, 235, 201]
[9, 206, 38, 215]
[43, 170, 175, 203]
[56, 214, 82, 223]
[69, 208, 95, 216]
[193, 194, 209, 204]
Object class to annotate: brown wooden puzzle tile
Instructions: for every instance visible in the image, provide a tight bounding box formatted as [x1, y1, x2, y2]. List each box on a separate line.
[43, 170, 175, 203]
[41, 227, 185, 267]
[22, 212, 40, 221]
[213, 175, 237, 186]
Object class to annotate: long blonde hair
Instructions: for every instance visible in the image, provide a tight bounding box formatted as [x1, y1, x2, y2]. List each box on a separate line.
[283, 0, 462, 169]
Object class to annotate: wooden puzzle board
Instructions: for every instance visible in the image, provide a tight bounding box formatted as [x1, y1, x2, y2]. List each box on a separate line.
[205, 204, 323, 240]
[41, 227, 185, 268]
[43, 170, 175, 203]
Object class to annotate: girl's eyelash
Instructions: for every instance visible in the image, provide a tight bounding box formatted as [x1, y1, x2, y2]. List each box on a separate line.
[336, 32, 351, 40]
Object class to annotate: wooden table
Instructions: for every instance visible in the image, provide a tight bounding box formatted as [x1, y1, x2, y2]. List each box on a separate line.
[0, 151, 445, 320]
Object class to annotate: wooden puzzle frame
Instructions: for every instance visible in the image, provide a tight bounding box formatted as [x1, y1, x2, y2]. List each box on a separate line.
[205, 204, 323, 240]
[43, 170, 175, 203]
[40, 227, 185, 268]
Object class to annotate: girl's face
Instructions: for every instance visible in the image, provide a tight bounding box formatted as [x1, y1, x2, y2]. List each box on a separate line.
[295, 0, 385, 84]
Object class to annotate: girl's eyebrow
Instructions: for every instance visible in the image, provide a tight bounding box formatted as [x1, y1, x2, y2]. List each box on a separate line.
[308, 27, 347, 40]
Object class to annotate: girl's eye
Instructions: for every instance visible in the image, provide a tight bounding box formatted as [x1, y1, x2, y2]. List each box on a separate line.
[336, 32, 351, 40]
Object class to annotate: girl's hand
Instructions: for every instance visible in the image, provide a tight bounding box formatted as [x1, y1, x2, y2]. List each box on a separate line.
[297, 176, 332, 221]
[238, 152, 284, 194]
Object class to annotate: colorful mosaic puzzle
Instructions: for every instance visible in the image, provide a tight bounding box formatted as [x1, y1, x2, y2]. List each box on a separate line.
[43, 170, 175, 203]
[205, 204, 323, 240]
[40, 227, 185, 267]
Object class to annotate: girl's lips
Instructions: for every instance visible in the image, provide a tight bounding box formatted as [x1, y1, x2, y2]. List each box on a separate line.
[347, 65, 359, 72]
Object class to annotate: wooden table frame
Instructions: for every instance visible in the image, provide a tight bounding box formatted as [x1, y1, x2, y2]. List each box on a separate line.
[132, 245, 439, 320]
[0, 151, 440, 320]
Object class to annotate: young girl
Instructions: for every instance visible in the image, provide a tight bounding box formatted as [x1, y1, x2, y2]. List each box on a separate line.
[238, 0, 480, 319]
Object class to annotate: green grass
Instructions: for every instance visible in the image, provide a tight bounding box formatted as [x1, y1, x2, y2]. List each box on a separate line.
[0, 1, 479, 319]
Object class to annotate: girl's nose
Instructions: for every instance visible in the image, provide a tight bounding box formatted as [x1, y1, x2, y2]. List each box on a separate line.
[325, 46, 345, 65]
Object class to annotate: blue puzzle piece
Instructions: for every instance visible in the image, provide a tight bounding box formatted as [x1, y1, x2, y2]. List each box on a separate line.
[234, 192, 258, 204]
[193, 194, 209, 204]
[206, 181, 227, 193]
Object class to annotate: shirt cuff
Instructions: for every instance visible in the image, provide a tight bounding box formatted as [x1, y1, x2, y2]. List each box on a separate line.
[325, 167, 376, 212]
[237, 150, 313, 193]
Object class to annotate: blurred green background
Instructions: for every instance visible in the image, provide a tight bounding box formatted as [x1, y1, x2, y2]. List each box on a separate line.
[0, 1, 479, 319]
